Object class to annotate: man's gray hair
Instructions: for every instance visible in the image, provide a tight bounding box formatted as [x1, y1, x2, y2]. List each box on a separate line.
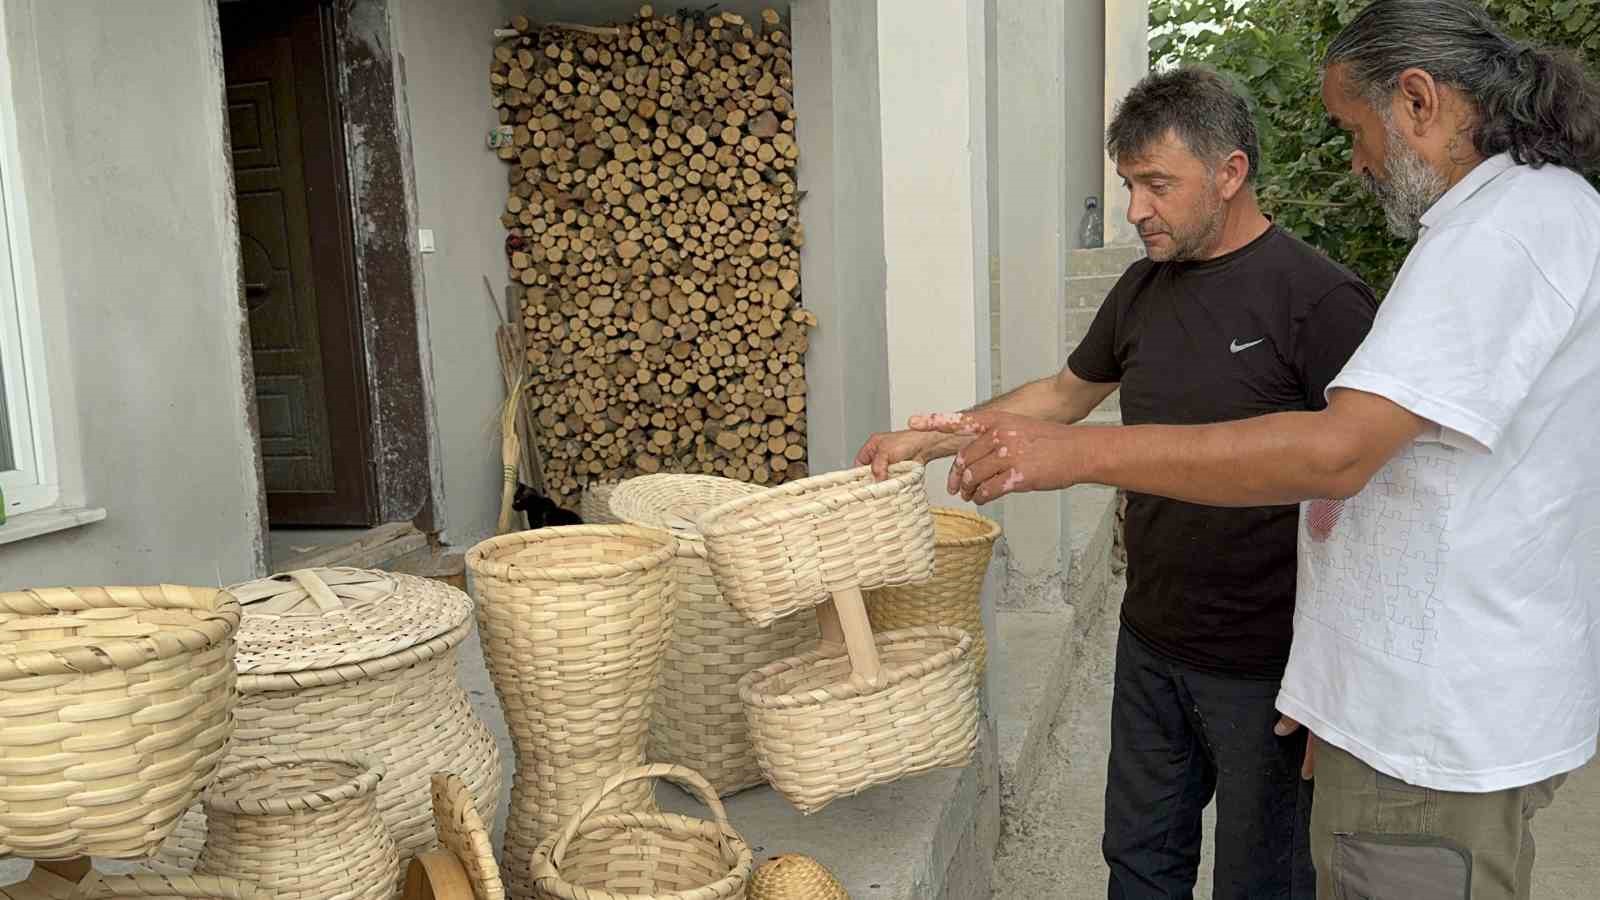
[1106, 66, 1261, 183]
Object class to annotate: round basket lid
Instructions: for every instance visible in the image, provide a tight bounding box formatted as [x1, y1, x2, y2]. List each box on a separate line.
[228, 567, 470, 675]
[609, 473, 764, 542]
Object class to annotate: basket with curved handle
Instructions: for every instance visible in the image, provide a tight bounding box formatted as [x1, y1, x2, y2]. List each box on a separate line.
[531, 763, 753, 900]
[69, 872, 268, 900]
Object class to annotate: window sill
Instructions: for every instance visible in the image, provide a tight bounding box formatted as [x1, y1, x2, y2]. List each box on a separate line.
[0, 505, 107, 546]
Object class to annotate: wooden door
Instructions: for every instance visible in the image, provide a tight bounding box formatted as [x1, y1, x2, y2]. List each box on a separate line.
[223, 0, 376, 526]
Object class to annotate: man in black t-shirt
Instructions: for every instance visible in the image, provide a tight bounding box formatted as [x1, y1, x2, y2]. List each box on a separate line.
[859, 68, 1376, 899]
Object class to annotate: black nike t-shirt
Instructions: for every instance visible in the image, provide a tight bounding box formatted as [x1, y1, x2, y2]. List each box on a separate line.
[1068, 225, 1378, 678]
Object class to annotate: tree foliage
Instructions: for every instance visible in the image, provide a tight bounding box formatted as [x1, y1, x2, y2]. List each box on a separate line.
[1151, 0, 1600, 292]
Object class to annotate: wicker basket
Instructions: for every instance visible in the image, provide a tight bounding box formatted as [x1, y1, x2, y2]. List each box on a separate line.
[609, 474, 819, 796]
[196, 753, 398, 900]
[0, 585, 239, 859]
[427, 773, 504, 900]
[70, 873, 267, 900]
[739, 626, 980, 813]
[466, 526, 678, 900]
[748, 855, 848, 900]
[579, 481, 621, 524]
[530, 764, 752, 900]
[150, 569, 501, 871]
[865, 507, 1000, 674]
[698, 463, 936, 627]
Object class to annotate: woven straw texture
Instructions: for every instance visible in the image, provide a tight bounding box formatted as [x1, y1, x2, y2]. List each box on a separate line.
[864, 507, 1000, 675]
[747, 855, 847, 900]
[431, 774, 504, 900]
[739, 626, 980, 813]
[530, 764, 752, 900]
[151, 571, 501, 871]
[70, 873, 267, 900]
[609, 474, 819, 796]
[196, 754, 399, 900]
[466, 526, 678, 900]
[578, 482, 620, 524]
[698, 463, 936, 627]
[0, 585, 239, 860]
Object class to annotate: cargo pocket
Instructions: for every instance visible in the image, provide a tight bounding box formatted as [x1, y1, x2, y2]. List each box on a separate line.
[1332, 832, 1471, 900]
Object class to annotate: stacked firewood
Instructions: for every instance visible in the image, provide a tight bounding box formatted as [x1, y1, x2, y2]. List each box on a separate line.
[491, 5, 811, 506]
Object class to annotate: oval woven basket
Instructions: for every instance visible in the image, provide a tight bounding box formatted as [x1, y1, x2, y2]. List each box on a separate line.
[466, 526, 678, 900]
[865, 507, 1000, 675]
[530, 764, 753, 900]
[196, 753, 398, 900]
[698, 463, 937, 627]
[70, 873, 267, 900]
[748, 855, 848, 900]
[0, 585, 239, 860]
[738, 625, 980, 814]
[609, 474, 819, 796]
[150, 569, 502, 872]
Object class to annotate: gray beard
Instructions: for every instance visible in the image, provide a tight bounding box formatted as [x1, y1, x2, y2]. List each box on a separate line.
[1364, 119, 1449, 240]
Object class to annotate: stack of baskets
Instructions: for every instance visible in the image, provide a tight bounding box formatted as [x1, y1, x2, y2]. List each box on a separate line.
[608, 473, 818, 796]
[699, 463, 982, 813]
[150, 567, 502, 871]
[466, 525, 678, 899]
[0, 584, 240, 860]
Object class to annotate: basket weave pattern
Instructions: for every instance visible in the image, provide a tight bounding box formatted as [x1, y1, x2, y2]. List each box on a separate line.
[699, 463, 936, 627]
[578, 482, 620, 524]
[466, 526, 678, 900]
[530, 764, 752, 900]
[738, 625, 980, 813]
[71, 873, 267, 900]
[610, 474, 819, 796]
[0, 585, 239, 859]
[197, 754, 398, 900]
[431, 773, 505, 900]
[747, 855, 848, 900]
[865, 507, 1000, 674]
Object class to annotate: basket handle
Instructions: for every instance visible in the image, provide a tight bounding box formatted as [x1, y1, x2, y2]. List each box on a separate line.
[817, 587, 882, 686]
[70, 872, 267, 900]
[550, 764, 735, 858]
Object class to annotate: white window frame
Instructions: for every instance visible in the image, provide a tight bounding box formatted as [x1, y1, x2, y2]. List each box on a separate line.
[0, 8, 57, 519]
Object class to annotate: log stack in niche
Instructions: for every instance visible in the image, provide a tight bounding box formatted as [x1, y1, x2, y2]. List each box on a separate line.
[492, 6, 812, 507]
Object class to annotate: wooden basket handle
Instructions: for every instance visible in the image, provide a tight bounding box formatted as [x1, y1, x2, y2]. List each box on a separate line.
[816, 586, 882, 685]
[549, 763, 734, 861]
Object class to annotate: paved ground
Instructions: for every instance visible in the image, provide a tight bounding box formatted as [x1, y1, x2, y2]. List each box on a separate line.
[994, 580, 1598, 898]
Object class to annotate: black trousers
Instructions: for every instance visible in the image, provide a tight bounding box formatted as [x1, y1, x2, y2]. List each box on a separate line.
[1103, 626, 1315, 900]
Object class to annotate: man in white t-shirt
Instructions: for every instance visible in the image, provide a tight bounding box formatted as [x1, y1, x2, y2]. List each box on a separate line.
[910, 2, 1600, 897]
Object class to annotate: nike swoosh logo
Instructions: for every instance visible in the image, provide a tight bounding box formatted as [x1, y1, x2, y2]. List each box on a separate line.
[1230, 338, 1265, 354]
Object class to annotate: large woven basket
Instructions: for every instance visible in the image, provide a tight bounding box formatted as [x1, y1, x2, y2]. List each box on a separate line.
[0, 585, 239, 860]
[609, 474, 819, 796]
[196, 753, 398, 900]
[70, 873, 267, 900]
[739, 625, 980, 813]
[466, 526, 678, 900]
[699, 463, 936, 627]
[150, 569, 501, 871]
[865, 507, 1000, 674]
[530, 764, 752, 900]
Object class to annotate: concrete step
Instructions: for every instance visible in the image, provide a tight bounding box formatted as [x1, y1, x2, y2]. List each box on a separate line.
[1067, 244, 1145, 277]
[995, 609, 1075, 819]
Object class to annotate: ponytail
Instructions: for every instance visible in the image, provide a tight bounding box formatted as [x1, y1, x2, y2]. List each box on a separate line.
[1476, 44, 1600, 173]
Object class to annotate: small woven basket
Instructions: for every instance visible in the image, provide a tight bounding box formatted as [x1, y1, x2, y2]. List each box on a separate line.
[865, 507, 1000, 674]
[466, 526, 678, 900]
[579, 481, 621, 524]
[530, 764, 753, 900]
[196, 753, 398, 900]
[748, 855, 848, 900]
[699, 463, 936, 627]
[609, 473, 818, 796]
[70, 873, 267, 900]
[0, 585, 239, 859]
[739, 626, 980, 813]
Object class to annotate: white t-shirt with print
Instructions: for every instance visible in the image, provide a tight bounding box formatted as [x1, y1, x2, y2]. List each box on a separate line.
[1277, 154, 1600, 792]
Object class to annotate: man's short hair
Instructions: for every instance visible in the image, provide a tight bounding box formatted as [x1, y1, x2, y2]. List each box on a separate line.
[1106, 67, 1262, 183]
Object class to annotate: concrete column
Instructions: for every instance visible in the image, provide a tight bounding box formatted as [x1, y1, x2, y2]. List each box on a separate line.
[877, 0, 993, 499]
[1102, 0, 1149, 246]
[995, 0, 1074, 607]
[793, 0, 892, 476]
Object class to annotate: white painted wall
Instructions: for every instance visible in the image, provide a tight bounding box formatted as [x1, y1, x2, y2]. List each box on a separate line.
[390, 0, 523, 548]
[0, 0, 263, 590]
[1103, 0, 1149, 246]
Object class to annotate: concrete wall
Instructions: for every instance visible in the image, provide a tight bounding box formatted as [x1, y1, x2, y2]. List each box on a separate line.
[1068, 0, 1108, 248]
[1102, 0, 1148, 246]
[389, 0, 522, 548]
[0, 0, 263, 590]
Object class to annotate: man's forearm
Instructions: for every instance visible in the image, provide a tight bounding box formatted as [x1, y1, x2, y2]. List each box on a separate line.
[971, 375, 1096, 425]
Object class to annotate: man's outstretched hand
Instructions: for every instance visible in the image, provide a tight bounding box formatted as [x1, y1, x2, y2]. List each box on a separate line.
[909, 411, 1080, 504]
[855, 429, 967, 481]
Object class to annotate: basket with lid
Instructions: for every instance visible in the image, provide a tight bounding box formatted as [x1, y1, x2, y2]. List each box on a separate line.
[608, 473, 818, 797]
[0, 585, 239, 860]
[149, 568, 501, 871]
[700, 463, 981, 813]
